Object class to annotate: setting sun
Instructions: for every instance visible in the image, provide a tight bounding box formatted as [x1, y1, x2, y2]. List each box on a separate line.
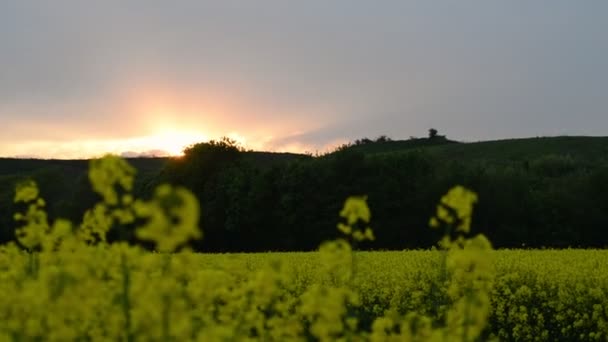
[144, 130, 210, 156]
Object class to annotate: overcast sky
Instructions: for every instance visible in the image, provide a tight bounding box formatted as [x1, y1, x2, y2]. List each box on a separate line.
[1, 1, 607, 158]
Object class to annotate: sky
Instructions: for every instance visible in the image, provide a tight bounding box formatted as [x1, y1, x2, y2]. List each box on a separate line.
[1, 1, 607, 159]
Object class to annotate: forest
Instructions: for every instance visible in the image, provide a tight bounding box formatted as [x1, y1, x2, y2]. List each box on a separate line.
[1, 135, 607, 252]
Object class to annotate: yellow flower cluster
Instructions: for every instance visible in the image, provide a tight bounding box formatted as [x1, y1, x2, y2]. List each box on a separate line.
[337, 196, 375, 242]
[1, 158, 606, 341]
[134, 184, 201, 252]
[429, 185, 478, 235]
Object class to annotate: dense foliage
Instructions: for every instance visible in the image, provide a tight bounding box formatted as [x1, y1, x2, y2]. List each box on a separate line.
[158, 137, 608, 251]
[2, 136, 608, 251]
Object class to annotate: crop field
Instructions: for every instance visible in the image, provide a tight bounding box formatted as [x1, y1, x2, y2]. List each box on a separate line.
[1, 156, 607, 341]
[2, 247, 607, 340]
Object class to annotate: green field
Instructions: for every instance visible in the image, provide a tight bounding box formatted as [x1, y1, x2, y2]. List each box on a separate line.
[338, 136, 608, 162]
[2, 246, 607, 341]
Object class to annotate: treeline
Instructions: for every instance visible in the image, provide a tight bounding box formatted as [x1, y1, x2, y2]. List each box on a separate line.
[2, 138, 608, 251]
[156, 139, 608, 251]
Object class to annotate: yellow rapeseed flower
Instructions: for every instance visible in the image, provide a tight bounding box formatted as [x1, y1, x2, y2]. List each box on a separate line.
[430, 185, 478, 233]
[14, 180, 39, 203]
[135, 184, 201, 252]
[89, 155, 136, 205]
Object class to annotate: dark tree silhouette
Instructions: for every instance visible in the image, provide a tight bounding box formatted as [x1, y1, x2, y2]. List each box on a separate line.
[376, 135, 391, 143]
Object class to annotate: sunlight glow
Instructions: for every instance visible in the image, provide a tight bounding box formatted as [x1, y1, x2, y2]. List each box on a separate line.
[0, 82, 324, 159]
[0, 130, 209, 160]
[146, 130, 210, 156]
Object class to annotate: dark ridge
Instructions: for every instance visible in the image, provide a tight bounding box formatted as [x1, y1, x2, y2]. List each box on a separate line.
[2, 136, 608, 251]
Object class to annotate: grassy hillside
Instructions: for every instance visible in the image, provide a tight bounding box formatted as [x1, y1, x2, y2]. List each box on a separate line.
[241, 151, 311, 167]
[337, 135, 608, 163]
[2, 136, 607, 250]
[1, 136, 605, 209]
[335, 136, 458, 154]
[0, 152, 307, 179]
[426, 136, 608, 163]
[0, 157, 168, 177]
[2, 136, 605, 177]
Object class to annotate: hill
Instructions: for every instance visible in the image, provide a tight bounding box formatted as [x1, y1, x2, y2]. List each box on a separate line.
[1, 136, 608, 251]
[1, 135, 604, 177]
[335, 135, 608, 163]
[0, 151, 307, 179]
[426, 136, 608, 163]
[334, 136, 458, 154]
[0, 157, 168, 177]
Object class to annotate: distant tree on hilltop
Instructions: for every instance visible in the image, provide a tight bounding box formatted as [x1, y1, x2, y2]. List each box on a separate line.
[428, 128, 447, 140]
[354, 138, 373, 145]
[375, 135, 392, 143]
[353, 135, 392, 145]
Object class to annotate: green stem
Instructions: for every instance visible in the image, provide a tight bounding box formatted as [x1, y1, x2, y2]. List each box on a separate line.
[350, 239, 358, 284]
[121, 253, 134, 342]
[161, 254, 172, 341]
[162, 294, 171, 341]
[28, 252, 39, 278]
[463, 289, 474, 342]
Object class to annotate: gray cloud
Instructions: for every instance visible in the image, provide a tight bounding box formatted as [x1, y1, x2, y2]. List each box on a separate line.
[1, 1, 607, 157]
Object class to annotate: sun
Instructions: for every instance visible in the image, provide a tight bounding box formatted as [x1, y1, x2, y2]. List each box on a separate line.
[158, 131, 209, 157]
[146, 130, 209, 157]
